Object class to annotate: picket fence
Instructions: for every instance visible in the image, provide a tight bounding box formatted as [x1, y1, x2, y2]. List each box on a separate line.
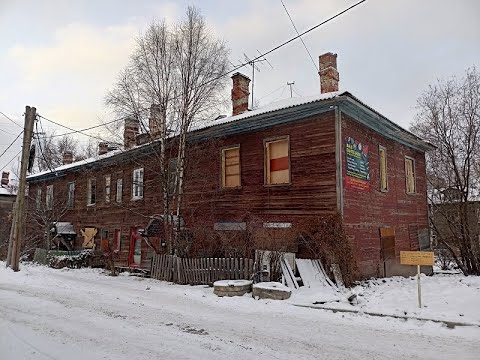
[151, 254, 255, 285]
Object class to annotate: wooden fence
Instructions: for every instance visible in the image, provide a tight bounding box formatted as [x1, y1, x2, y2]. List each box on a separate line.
[151, 254, 255, 286]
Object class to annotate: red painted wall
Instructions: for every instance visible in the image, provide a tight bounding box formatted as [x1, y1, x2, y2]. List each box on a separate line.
[341, 113, 429, 278]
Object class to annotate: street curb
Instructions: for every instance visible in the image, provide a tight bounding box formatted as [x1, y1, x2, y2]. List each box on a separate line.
[292, 303, 480, 329]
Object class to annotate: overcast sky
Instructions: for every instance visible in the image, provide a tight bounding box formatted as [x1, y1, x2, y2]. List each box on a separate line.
[1, 0, 479, 177]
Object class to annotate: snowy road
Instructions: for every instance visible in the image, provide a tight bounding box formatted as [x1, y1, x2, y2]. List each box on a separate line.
[1, 264, 479, 360]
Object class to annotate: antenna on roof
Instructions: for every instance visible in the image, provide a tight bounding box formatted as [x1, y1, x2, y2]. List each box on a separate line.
[242, 52, 273, 109]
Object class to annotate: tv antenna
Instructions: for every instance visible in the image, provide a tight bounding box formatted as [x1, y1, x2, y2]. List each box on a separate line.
[287, 81, 295, 98]
[241, 51, 273, 108]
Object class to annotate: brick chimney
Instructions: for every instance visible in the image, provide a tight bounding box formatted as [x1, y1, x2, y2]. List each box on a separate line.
[231, 72, 250, 116]
[149, 104, 162, 139]
[319, 52, 339, 93]
[98, 142, 109, 156]
[62, 151, 73, 165]
[1, 171, 9, 186]
[124, 117, 139, 149]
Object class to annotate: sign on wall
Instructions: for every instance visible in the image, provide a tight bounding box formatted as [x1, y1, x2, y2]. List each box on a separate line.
[345, 137, 370, 191]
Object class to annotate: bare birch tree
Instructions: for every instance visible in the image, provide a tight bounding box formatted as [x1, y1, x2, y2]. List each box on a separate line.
[105, 6, 230, 254]
[411, 67, 480, 275]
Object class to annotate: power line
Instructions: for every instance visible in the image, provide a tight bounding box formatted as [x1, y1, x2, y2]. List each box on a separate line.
[32, 1, 365, 143]
[280, 0, 319, 72]
[37, 114, 122, 145]
[0, 149, 21, 171]
[36, 117, 57, 173]
[0, 111, 23, 129]
[0, 131, 24, 161]
[0, 127, 16, 136]
[37, 117, 121, 139]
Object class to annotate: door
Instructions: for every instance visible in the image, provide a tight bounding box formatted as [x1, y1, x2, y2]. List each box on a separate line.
[129, 227, 142, 267]
[379, 227, 395, 277]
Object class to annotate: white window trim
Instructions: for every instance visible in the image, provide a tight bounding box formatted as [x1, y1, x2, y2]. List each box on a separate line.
[379, 145, 388, 192]
[105, 175, 111, 203]
[116, 178, 123, 203]
[132, 168, 144, 200]
[87, 178, 96, 206]
[405, 156, 416, 194]
[46, 185, 53, 210]
[67, 182, 75, 208]
[36, 188, 42, 210]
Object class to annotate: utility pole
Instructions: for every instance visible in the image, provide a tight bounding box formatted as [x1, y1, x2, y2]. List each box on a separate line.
[7, 106, 36, 271]
[287, 81, 295, 98]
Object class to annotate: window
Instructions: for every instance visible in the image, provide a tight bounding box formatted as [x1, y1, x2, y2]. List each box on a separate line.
[168, 158, 177, 195]
[379, 145, 388, 192]
[132, 168, 144, 199]
[114, 229, 121, 252]
[104, 175, 111, 203]
[36, 188, 42, 210]
[100, 229, 109, 252]
[265, 137, 290, 185]
[46, 185, 53, 210]
[221, 146, 241, 188]
[405, 157, 416, 194]
[116, 177, 123, 203]
[67, 182, 75, 208]
[87, 178, 96, 205]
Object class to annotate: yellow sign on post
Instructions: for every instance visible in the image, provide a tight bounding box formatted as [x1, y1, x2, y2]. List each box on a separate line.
[400, 251, 434, 309]
[400, 251, 434, 266]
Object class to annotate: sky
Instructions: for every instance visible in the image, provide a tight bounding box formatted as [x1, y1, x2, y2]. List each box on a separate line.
[0, 0, 479, 179]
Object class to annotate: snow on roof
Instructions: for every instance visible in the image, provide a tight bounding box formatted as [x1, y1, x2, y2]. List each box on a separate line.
[27, 91, 346, 180]
[191, 90, 345, 131]
[0, 185, 16, 196]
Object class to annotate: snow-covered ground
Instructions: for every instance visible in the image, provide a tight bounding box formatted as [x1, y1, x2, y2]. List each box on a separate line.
[291, 273, 480, 326]
[1, 262, 479, 360]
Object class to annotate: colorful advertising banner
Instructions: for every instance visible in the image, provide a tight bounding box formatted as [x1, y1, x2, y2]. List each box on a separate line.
[345, 137, 370, 191]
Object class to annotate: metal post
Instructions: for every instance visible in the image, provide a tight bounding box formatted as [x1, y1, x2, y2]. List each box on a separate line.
[417, 264, 422, 308]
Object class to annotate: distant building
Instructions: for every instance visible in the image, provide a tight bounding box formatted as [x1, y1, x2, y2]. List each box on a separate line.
[0, 172, 16, 257]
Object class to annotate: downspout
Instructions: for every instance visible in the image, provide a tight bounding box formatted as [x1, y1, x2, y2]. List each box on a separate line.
[335, 105, 344, 216]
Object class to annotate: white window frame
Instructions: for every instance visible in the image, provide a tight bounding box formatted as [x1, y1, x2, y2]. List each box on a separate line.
[36, 188, 42, 210]
[87, 178, 96, 206]
[67, 182, 75, 208]
[116, 178, 123, 203]
[132, 168, 144, 200]
[221, 145, 241, 188]
[104, 175, 111, 203]
[379, 145, 388, 192]
[405, 156, 416, 194]
[46, 185, 53, 210]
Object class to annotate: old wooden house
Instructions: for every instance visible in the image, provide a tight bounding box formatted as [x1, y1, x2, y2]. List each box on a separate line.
[25, 53, 433, 278]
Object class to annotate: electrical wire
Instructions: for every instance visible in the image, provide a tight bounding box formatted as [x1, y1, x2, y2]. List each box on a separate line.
[37, 117, 122, 139]
[280, 0, 319, 72]
[0, 131, 23, 161]
[0, 127, 16, 136]
[0, 149, 21, 171]
[258, 84, 288, 101]
[0, 111, 23, 129]
[37, 114, 122, 145]
[33, 1, 366, 142]
[36, 116, 60, 173]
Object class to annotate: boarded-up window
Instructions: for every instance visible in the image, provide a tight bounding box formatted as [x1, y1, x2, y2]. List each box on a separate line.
[116, 177, 123, 203]
[46, 185, 53, 210]
[379, 146, 388, 191]
[87, 178, 96, 205]
[405, 157, 416, 194]
[265, 138, 290, 185]
[222, 146, 240, 188]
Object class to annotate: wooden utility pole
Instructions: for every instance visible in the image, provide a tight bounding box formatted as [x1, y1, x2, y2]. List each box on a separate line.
[7, 106, 36, 271]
